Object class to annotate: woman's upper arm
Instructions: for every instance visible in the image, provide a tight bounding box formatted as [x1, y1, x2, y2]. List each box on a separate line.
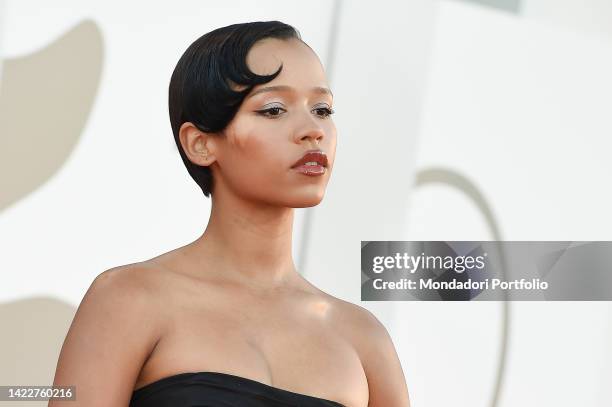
[349, 305, 411, 407]
[49, 266, 162, 407]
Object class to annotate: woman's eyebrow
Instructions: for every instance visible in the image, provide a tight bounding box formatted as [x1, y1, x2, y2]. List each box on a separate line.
[246, 85, 333, 99]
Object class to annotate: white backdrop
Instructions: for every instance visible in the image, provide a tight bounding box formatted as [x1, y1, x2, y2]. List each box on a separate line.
[1, 1, 611, 406]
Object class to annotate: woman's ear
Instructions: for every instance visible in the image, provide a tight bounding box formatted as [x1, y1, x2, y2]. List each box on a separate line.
[178, 122, 217, 166]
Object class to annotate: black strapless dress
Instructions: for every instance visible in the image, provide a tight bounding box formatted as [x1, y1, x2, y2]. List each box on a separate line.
[129, 371, 346, 406]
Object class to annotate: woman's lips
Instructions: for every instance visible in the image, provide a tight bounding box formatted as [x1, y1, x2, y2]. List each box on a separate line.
[292, 164, 326, 176]
[291, 150, 328, 176]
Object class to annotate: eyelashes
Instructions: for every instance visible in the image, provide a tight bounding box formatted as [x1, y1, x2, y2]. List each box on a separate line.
[314, 107, 335, 118]
[255, 106, 335, 119]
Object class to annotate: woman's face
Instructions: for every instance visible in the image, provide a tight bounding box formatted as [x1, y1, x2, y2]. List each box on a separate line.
[208, 37, 336, 208]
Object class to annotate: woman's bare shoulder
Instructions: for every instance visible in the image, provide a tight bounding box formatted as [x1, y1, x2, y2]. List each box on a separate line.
[318, 292, 398, 360]
[324, 294, 386, 336]
[82, 261, 170, 343]
[49, 262, 167, 406]
[323, 295, 411, 406]
[94, 261, 168, 293]
[80, 261, 175, 350]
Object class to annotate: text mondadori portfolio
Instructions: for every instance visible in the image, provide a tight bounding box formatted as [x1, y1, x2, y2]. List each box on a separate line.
[372, 278, 548, 290]
[369, 253, 548, 291]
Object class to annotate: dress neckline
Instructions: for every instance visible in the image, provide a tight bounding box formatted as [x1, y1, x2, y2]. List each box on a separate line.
[132, 370, 346, 406]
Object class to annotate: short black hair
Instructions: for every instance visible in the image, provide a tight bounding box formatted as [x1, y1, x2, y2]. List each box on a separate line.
[168, 21, 302, 197]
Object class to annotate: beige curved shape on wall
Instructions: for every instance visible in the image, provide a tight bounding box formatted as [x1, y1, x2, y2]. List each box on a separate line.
[0, 20, 103, 212]
[0, 297, 76, 405]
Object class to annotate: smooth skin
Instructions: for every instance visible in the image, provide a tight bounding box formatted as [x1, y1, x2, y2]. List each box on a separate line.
[49, 37, 410, 407]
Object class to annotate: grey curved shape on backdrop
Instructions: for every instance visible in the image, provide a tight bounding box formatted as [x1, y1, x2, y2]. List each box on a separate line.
[454, 0, 521, 13]
[415, 167, 509, 407]
[0, 20, 104, 212]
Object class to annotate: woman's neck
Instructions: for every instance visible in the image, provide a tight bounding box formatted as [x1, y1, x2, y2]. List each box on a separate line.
[188, 192, 300, 290]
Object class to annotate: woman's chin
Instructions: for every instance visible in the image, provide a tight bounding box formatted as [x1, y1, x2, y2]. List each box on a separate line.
[287, 190, 326, 208]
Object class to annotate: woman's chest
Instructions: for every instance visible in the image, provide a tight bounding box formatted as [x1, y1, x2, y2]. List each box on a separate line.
[137, 291, 369, 407]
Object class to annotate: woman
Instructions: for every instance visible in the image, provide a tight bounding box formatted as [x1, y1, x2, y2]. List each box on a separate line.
[50, 21, 410, 407]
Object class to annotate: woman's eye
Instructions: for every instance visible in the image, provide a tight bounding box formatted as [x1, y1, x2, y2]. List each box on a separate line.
[314, 107, 335, 118]
[255, 106, 335, 119]
[256, 107, 286, 118]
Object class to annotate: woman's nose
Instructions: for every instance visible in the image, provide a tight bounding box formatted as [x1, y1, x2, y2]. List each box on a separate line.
[294, 117, 325, 144]
[296, 128, 324, 144]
